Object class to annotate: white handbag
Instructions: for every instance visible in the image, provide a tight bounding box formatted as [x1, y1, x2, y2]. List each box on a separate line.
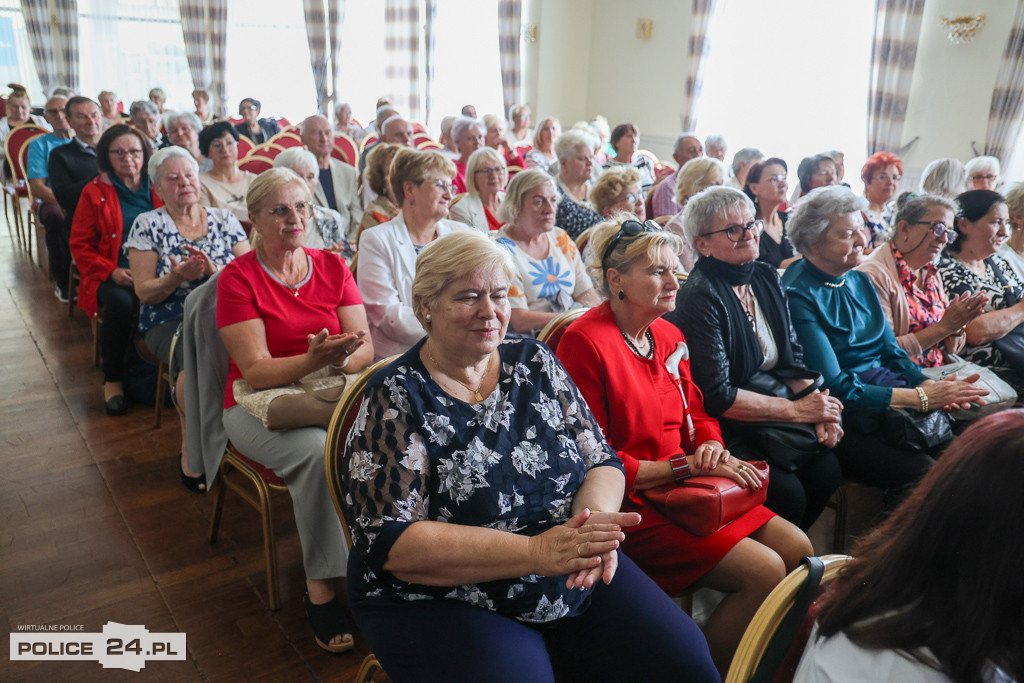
[921, 354, 1018, 420]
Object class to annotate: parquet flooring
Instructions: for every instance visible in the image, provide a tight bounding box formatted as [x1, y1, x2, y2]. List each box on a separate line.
[0, 212, 374, 681]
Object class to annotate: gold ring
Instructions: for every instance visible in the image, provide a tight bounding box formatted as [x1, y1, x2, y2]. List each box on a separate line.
[737, 464, 746, 473]
[576, 543, 585, 558]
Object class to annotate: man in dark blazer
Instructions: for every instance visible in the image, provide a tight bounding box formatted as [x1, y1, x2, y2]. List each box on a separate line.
[47, 96, 103, 301]
[233, 97, 279, 144]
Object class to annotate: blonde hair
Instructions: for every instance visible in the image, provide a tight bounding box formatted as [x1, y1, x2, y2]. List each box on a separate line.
[411, 231, 516, 330]
[586, 214, 682, 298]
[465, 147, 506, 196]
[590, 166, 641, 217]
[388, 148, 457, 206]
[192, 88, 211, 103]
[532, 116, 561, 149]
[246, 167, 313, 250]
[497, 168, 555, 225]
[365, 142, 401, 196]
[1004, 182, 1024, 221]
[674, 157, 726, 206]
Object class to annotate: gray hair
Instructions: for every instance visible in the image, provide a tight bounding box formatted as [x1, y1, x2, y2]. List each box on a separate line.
[704, 134, 726, 150]
[375, 105, 399, 131]
[299, 114, 330, 136]
[1004, 182, 1024, 218]
[165, 110, 202, 133]
[129, 99, 159, 120]
[273, 147, 319, 176]
[920, 158, 968, 198]
[681, 186, 755, 250]
[965, 155, 1001, 179]
[555, 128, 597, 161]
[498, 168, 556, 225]
[787, 185, 869, 254]
[381, 114, 409, 136]
[148, 145, 199, 185]
[465, 147, 506, 196]
[412, 231, 517, 330]
[894, 193, 957, 227]
[731, 147, 763, 175]
[451, 116, 485, 144]
[674, 133, 699, 156]
[148, 87, 167, 103]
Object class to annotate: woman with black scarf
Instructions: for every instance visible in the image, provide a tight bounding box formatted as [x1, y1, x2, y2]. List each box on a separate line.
[668, 186, 843, 530]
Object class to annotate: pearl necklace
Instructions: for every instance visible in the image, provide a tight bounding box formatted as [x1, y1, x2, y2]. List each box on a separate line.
[620, 328, 654, 359]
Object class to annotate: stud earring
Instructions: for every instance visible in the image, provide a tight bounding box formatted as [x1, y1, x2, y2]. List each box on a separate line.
[425, 313, 431, 323]
[617, 290, 625, 300]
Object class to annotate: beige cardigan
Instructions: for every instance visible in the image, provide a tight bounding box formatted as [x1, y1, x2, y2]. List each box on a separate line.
[856, 244, 929, 358]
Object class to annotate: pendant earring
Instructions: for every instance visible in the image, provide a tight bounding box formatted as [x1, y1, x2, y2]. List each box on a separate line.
[617, 290, 625, 300]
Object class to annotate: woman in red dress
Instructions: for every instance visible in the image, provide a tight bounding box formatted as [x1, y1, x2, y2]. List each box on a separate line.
[557, 216, 812, 673]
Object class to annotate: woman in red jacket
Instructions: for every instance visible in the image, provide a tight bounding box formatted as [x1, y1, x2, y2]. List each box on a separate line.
[70, 124, 161, 415]
[557, 216, 811, 674]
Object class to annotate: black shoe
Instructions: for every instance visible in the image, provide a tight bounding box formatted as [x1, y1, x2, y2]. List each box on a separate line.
[54, 285, 70, 303]
[304, 593, 355, 654]
[179, 458, 207, 493]
[104, 394, 128, 416]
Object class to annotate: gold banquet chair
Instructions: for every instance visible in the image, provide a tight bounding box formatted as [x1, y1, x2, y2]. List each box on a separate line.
[536, 308, 589, 353]
[324, 356, 398, 683]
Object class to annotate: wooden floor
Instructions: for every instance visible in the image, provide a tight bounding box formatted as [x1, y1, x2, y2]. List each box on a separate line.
[0, 213, 373, 681]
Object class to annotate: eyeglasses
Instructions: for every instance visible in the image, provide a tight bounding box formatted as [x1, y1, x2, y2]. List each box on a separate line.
[766, 174, 787, 185]
[474, 167, 504, 176]
[702, 219, 764, 242]
[971, 174, 998, 182]
[241, 105, 259, 111]
[874, 173, 901, 183]
[420, 179, 454, 195]
[601, 219, 662, 269]
[268, 202, 309, 217]
[110, 148, 143, 158]
[910, 220, 957, 244]
[620, 192, 643, 204]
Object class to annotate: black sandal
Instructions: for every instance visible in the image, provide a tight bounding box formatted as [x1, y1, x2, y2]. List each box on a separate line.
[304, 592, 355, 654]
[179, 457, 207, 493]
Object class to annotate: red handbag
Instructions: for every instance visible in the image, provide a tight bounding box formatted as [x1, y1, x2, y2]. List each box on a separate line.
[640, 461, 770, 537]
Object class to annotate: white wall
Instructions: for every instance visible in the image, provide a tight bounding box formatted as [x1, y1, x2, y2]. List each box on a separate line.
[523, 0, 595, 129]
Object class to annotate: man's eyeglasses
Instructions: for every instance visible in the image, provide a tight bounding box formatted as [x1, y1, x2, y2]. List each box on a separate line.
[701, 219, 764, 243]
[601, 219, 662, 269]
[910, 220, 957, 244]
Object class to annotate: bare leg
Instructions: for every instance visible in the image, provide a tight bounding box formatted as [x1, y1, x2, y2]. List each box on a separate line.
[103, 380, 124, 401]
[694, 538, 787, 674]
[174, 374, 200, 478]
[749, 516, 814, 572]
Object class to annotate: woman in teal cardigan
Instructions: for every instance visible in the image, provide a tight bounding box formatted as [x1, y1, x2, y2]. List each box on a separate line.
[781, 186, 987, 505]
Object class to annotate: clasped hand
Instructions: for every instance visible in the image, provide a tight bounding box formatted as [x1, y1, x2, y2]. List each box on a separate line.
[922, 373, 989, 412]
[168, 244, 216, 283]
[527, 508, 640, 591]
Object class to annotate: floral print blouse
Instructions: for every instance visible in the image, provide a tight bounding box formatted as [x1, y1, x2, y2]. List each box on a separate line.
[343, 338, 624, 623]
[495, 227, 594, 321]
[123, 207, 247, 332]
[892, 246, 948, 367]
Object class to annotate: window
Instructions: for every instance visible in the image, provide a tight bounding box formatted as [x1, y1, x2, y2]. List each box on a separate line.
[0, 0, 46, 103]
[696, 0, 874, 192]
[431, 0, 504, 130]
[78, 0, 193, 111]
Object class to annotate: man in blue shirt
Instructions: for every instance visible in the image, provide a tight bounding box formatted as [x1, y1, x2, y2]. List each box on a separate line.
[26, 96, 74, 301]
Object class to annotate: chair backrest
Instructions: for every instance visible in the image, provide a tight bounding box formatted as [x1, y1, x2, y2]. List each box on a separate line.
[269, 131, 303, 148]
[724, 554, 852, 683]
[359, 134, 379, 154]
[410, 121, 427, 134]
[20, 144, 37, 199]
[574, 228, 592, 253]
[239, 157, 274, 175]
[273, 116, 292, 129]
[449, 192, 467, 209]
[236, 134, 254, 159]
[249, 143, 286, 160]
[348, 252, 358, 279]
[4, 124, 46, 181]
[324, 356, 399, 550]
[415, 139, 443, 151]
[333, 132, 357, 165]
[536, 308, 589, 353]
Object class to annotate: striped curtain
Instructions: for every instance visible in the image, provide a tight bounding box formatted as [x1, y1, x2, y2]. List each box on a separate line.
[303, 0, 347, 114]
[983, 0, 1024, 166]
[328, 1, 346, 114]
[384, 0, 423, 121]
[20, 0, 79, 93]
[498, 0, 522, 120]
[682, 0, 716, 132]
[866, 0, 925, 155]
[179, 0, 229, 118]
[423, 0, 436, 125]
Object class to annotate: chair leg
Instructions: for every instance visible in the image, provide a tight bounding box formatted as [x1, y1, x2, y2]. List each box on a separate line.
[153, 361, 166, 428]
[208, 462, 228, 543]
[256, 474, 281, 611]
[92, 318, 102, 368]
[355, 655, 383, 683]
[68, 262, 77, 317]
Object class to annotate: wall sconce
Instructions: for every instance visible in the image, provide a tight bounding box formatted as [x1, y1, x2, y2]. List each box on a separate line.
[939, 14, 986, 44]
[637, 18, 653, 41]
[524, 23, 538, 44]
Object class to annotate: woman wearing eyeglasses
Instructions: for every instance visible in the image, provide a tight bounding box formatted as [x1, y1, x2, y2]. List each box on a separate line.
[70, 124, 161, 416]
[449, 147, 507, 232]
[668, 186, 843, 532]
[744, 157, 799, 269]
[591, 166, 645, 220]
[557, 214, 811, 674]
[358, 148, 469, 359]
[861, 152, 903, 247]
[495, 169, 601, 335]
[938, 190, 1024, 390]
[965, 155, 1001, 192]
[858, 193, 988, 368]
[782, 186, 987, 508]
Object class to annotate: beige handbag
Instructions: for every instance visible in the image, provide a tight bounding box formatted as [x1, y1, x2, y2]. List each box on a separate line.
[233, 366, 357, 430]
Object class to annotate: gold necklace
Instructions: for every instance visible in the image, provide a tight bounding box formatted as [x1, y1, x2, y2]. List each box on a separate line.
[171, 207, 203, 240]
[426, 346, 493, 402]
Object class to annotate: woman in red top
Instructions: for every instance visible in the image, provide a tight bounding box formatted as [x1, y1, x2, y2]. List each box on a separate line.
[557, 216, 812, 673]
[217, 168, 374, 655]
[70, 124, 162, 415]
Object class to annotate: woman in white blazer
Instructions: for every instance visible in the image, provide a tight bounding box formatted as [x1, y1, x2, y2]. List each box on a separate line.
[358, 149, 469, 359]
[449, 147, 507, 233]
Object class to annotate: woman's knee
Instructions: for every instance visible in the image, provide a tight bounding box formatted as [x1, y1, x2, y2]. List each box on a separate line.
[756, 516, 813, 571]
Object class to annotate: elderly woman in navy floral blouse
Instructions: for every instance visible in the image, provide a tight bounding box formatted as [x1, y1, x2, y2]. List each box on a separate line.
[343, 231, 719, 682]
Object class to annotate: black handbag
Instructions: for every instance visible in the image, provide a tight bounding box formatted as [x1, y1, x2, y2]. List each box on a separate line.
[987, 258, 1024, 373]
[879, 407, 953, 452]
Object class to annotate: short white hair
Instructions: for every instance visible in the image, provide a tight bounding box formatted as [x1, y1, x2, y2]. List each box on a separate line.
[165, 110, 201, 133]
[731, 147, 763, 175]
[555, 129, 597, 161]
[920, 158, 968, 198]
[965, 155, 1001, 180]
[681, 186, 754, 250]
[786, 185, 869, 254]
[149, 146, 199, 184]
[498, 168, 556, 225]
[452, 116, 484, 144]
[274, 147, 318, 176]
